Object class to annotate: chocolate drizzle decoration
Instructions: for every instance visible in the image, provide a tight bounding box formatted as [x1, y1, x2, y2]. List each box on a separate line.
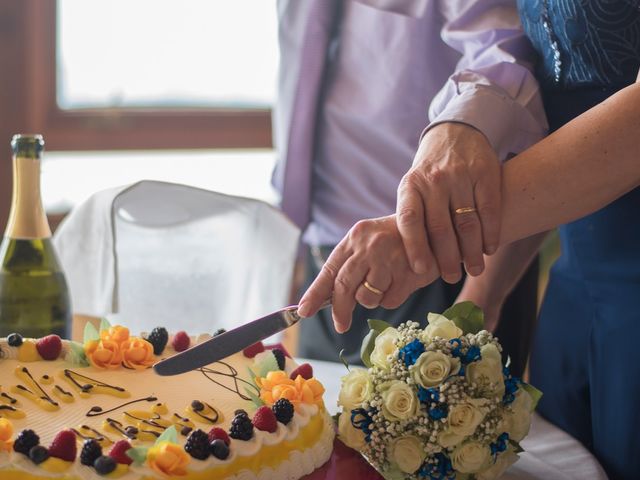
[86, 396, 157, 417]
[1, 392, 17, 404]
[19, 367, 58, 407]
[198, 360, 258, 401]
[54, 385, 74, 398]
[63, 369, 127, 394]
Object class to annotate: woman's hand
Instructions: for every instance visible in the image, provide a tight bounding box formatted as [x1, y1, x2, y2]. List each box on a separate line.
[297, 216, 439, 333]
[396, 122, 501, 281]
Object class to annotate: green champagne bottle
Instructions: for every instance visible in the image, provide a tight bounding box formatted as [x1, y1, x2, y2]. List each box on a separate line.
[0, 134, 71, 338]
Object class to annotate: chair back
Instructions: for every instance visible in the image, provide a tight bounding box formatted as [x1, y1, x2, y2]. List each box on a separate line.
[54, 180, 300, 333]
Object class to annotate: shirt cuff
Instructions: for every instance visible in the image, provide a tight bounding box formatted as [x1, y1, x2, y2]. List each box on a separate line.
[423, 85, 548, 161]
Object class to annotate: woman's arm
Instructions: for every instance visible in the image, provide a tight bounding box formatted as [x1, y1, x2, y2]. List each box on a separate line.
[499, 82, 640, 245]
[299, 83, 640, 331]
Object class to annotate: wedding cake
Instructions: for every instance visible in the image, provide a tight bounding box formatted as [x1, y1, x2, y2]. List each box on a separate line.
[0, 322, 334, 479]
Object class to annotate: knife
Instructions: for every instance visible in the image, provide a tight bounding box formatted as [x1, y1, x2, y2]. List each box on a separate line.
[153, 301, 332, 376]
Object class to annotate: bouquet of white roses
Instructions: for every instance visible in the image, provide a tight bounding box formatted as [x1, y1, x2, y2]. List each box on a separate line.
[336, 302, 541, 480]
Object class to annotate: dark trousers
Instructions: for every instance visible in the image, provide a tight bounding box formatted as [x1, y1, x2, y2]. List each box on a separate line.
[298, 246, 538, 378]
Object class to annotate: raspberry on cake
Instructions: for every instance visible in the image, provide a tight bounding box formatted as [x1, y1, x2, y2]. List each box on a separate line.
[0, 324, 334, 480]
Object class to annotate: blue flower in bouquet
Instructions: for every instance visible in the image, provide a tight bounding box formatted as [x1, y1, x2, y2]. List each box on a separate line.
[490, 432, 510, 458]
[463, 345, 481, 364]
[418, 452, 455, 480]
[351, 407, 376, 442]
[428, 404, 449, 420]
[502, 368, 521, 405]
[400, 338, 425, 367]
[449, 338, 481, 365]
[417, 386, 439, 404]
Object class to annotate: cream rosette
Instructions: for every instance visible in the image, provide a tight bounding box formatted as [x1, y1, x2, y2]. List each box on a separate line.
[337, 368, 374, 411]
[370, 327, 400, 370]
[379, 380, 419, 421]
[388, 436, 427, 474]
[465, 343, 505, 398]
[338, 410, 367, 450]
[409, 350, 460, 388]
[422, 313, 463, 341]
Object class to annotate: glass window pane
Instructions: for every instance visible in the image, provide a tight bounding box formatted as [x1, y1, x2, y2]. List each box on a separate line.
[57, 0, 278, 109]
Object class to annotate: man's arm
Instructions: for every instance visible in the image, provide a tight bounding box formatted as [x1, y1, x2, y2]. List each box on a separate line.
[397, 0, 548, 280]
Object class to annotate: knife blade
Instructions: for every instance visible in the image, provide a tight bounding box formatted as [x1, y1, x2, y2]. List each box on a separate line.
[153, 301, 331, 376]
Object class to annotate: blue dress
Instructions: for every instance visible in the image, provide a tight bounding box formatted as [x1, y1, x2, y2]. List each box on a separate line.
[517, 1, 640, 479]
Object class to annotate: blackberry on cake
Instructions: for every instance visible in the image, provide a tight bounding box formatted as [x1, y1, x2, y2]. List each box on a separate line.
[273, 398, 294, 425]
[80, 439, 103, 466]
[271, 348, 286, 370]
[145, 327, 169, 355]
[13, 429, 39, 455]
[229, 412, 254, 441]
[184, 429, 210, 460]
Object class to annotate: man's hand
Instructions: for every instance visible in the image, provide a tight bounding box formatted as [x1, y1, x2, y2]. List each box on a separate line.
[297, 216, 438, 333]
[396, 122, 501, 282]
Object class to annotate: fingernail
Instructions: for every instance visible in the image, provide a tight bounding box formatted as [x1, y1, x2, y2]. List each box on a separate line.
[443, 273, 461, 284]
[468, 265, 484, 276]
[486, 244, 497, 255]
[297, 303, 310, 317]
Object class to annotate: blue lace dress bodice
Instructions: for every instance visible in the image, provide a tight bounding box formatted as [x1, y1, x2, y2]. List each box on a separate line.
[517, 2, 640, 479]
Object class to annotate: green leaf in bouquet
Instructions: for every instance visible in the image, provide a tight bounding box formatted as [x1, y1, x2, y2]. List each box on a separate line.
[442, 301, 484, 335]
[368, 318, 392, 333]
[338, 349, 350, 372]
[509, 439, 525, 454]
[360, 329, 379, 368]
[521, 383, 543, 411]
[361, 318, 393, 367]
[83, 322, 100, 344]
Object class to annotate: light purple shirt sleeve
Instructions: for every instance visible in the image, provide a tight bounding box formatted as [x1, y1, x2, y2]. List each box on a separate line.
[427, 0, 549, 160]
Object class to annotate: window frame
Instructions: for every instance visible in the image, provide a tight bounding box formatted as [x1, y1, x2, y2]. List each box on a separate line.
[28, 0, 273, 151]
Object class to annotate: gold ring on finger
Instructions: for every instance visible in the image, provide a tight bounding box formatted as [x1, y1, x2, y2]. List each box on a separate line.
[362, 281, 384, 296]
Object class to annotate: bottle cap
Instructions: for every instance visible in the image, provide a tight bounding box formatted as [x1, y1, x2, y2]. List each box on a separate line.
[11, 134, 45, 156]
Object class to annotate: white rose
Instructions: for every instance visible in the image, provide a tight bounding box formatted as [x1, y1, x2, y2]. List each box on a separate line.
[451, 441, 492, 474]
[423, 313, 463, 341]
[447, 399, 486, 437]
[337, 411, 366, 450]
[504, 389, 533, 442]
[380, 380, 419, 421]
[388, 436, 426, 474]
[438, 429, 465, 448]
[338, 368, 374, 411]
[477, 447, 519, 480]
[410, 351, 460, 388]
[370, 328, 400, 370]
[466, 343, 505, 398]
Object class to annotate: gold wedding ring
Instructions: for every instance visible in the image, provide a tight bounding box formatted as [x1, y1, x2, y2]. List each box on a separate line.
[454, 206, 477, 215]
[363, 280, 384, 296]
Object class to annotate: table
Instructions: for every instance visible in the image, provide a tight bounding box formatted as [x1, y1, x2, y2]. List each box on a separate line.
[303, 358, 608, 480]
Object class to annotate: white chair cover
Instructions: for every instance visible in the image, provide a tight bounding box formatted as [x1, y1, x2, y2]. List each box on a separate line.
[53, 180, 300, 333]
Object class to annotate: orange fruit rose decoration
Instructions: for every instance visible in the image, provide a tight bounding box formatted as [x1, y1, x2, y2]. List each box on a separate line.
[85, 339, 123, 369]
[100, 325, 130, 344]
[256, 370, 325, 410]
[147, 442, 190, 476]
[0, 418, 13, 452]
[121, 337, 155, 370]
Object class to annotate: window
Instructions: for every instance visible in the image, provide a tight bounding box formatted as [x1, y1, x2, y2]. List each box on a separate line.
[29, 0, 278, 150]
